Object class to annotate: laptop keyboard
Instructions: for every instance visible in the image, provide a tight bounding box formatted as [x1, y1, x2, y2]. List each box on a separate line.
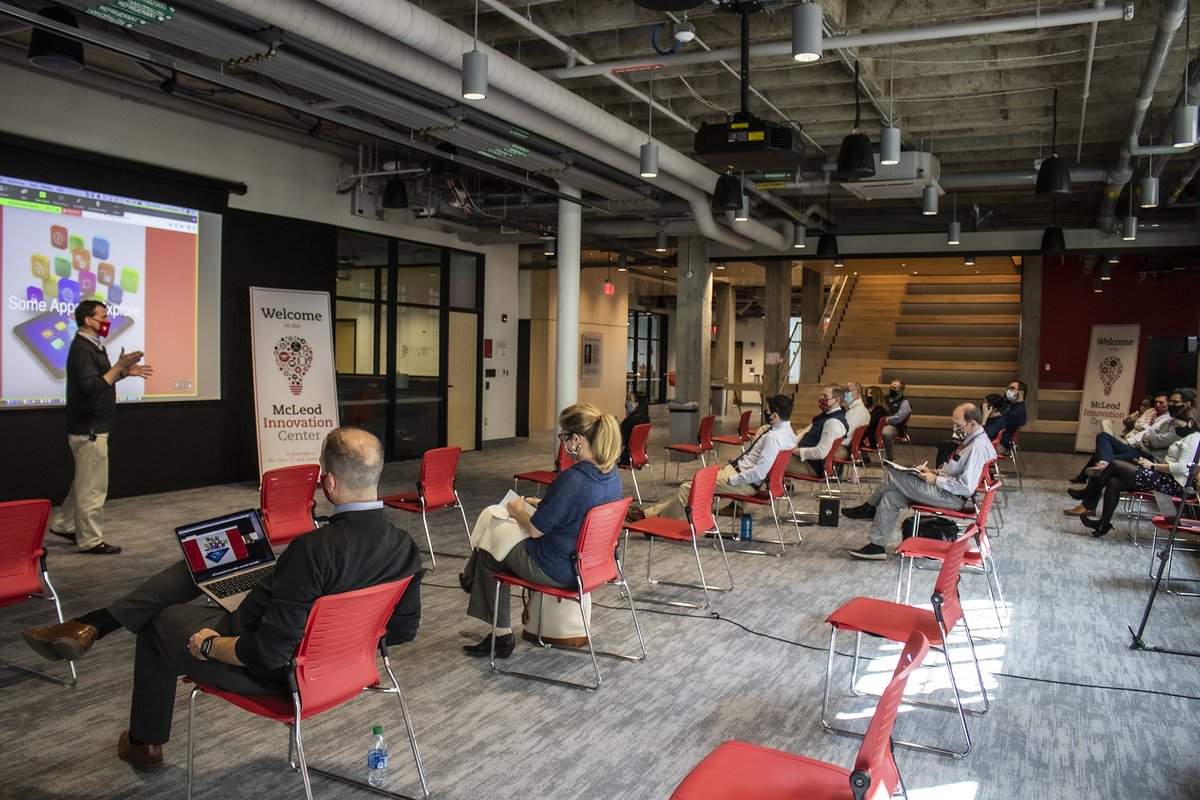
[207, 565, 274, 598]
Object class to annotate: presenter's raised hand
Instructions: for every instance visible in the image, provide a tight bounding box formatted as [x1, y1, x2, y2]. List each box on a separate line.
[115, 348, 145, 370]
[127, 363, 153, 378]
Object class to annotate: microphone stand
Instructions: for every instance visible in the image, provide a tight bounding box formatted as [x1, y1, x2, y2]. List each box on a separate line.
[1129, 456, 1200, 657]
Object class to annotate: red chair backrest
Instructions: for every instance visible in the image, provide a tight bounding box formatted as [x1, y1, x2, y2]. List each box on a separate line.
[930, 525, 976, 634]
[572, 497, 633, 593]
[870, 416, 888, 449]
[555, 441, 578, 472]
[685, 465, 720, 535]
[853, 631, 931, 795]
[765, 450, 793, 498]
[628, 423, 652, 469]
[418, 446, 462, 509]
[975, 484, 997, 534]
[261, 464, 320, 546]
[846, 424, 868, 458]
[736, 410, 753, 442]
[293, 576, 414, 717]
[0, 499, 50, 607]
[819, 446, 837, 478]
[990, 429, 1004, 449]
[697, 414, 716, 451]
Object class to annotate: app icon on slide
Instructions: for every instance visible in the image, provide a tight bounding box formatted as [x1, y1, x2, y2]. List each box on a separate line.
[50, 225, 69, 250]
[27, 286, 44, 303]
[68, 235, 84, 252]
[30, 254, 49, 280]
[98, 262, 115, 285]
[71, 248, 90, 272]
[92, 237, 110, 260]
[58, 278, 80, 305]
[107, 284, 123, 304]
[79, 270, 96, 297]
[55, 257, 71, 278]
[120, 268, 139, 293]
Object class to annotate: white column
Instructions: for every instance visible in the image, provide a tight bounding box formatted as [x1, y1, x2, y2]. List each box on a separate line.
[555, 183, 582, 418]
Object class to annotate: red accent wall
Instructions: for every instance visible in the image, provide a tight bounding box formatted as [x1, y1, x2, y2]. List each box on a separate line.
[1038, 255, 1200, 392]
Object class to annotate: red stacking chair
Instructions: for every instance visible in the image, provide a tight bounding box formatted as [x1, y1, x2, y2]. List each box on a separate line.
[861, 416, 915, 465]
[623, 465, 732, 609]
[898, 480, 1006, 637]
[669, 632, 931, 800]
[618, 422, 660, 504]
[715, 450, 801, 557]
[1147, 493, 1200, 592]
[0, 499, 76, 687]
[513, 441, 577, 495]
[381, 446, 471, 570]
[260, 464, 320, 547]
[711, 409, 753, 457]
[993, 426, 1024, 491]
[490, 497, 645, 690]
[184, 577, 428, 800]
[892, 421, 915, 462]
[822, 528, 989, 757]
[786, 446, 841, 496]
[665, 414, 716, 482]
[834, 424, 871, 494]
[858, 417, 888, 470]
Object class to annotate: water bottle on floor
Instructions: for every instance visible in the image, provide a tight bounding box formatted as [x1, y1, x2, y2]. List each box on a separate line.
[740, 513, 752, 541]
[367, 725, 388, 788]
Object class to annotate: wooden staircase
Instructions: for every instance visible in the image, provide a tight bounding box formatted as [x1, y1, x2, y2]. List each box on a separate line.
[819, 273, 1078, 451]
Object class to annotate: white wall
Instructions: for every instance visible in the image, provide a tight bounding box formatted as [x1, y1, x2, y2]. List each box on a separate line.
[2, 61, 520, 442]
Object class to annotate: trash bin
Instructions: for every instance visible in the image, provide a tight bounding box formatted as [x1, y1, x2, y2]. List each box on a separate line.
[710, 384, 727, 416]
[667, 401, 700, 463]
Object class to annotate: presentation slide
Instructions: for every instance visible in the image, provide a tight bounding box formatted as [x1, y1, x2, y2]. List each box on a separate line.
[0, 173, 220, 407]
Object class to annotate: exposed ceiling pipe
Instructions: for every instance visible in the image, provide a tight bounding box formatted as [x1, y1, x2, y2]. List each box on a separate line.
[777, 166, 1108, 193]
[541, 5, 1133, 81]
[1096, 0, 1186, 233]
[477, 0, 694, 132]
[208, 0, 773, 249]
[1164, 157, 1200, 205]
[1076, 1, 1104, 162]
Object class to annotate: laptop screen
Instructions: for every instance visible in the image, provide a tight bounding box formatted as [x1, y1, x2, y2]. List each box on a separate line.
[175, 509, 275, 583]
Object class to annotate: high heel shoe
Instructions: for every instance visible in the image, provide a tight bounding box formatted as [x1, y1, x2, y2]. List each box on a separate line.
[1067, 474, 1088, 485]
[463, 633, 515, 659]
[1080, 515, 1114, 538]
[1067, 487, 1089, 501]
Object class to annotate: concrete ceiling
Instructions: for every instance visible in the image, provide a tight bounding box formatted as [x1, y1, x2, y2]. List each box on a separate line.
[3, 0, 1198, 263]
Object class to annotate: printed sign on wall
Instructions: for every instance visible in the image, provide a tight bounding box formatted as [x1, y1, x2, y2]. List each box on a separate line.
[250, 287, 339, 476]
[1074, 323, 1141, 452]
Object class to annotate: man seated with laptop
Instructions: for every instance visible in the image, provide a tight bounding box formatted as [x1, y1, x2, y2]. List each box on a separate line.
[21, 427, 424, 771]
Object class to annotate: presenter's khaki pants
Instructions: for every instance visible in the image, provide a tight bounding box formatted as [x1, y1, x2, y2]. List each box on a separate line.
[53, 433, 109, 550]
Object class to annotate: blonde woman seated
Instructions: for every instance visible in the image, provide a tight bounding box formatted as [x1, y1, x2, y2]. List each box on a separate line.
[460, 403, 623, 658]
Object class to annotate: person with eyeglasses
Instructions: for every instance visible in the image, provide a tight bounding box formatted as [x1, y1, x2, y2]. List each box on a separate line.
[459, 403, 623, 659]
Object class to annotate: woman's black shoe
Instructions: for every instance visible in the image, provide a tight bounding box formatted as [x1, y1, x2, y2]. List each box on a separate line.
[458, 572, 471, 594]
[463, 633, 515, 659]
[1068, 474, 1087, 485]
[1080, 515, 1114, 538]
[1067, 487, 1089, 501]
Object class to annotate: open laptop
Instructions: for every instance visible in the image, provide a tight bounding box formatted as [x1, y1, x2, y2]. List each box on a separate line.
[174, 509, 276, 612]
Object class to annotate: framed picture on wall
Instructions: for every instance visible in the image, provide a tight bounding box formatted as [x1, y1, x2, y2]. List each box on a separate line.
[581, 332, 602, 385]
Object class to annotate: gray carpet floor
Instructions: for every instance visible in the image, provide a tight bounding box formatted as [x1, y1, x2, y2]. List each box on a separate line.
[2, 407, 1199, 800]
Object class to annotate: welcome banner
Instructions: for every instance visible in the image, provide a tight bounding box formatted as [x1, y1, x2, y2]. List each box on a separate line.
[249, 287, 339, 476]
[1074, 323, 1141, 452]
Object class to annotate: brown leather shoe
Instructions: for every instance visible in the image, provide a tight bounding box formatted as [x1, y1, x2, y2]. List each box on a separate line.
[715, 505, 741, 518]
[118, 731, 163, 771]
[22, 619, 99, 662]
[1063, 504, 1091, 517]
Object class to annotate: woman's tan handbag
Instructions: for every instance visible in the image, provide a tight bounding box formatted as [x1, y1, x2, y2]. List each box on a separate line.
[522, 589, 591, 648]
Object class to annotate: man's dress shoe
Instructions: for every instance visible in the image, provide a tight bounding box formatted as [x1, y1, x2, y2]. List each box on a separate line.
[22, 619, 98, 662]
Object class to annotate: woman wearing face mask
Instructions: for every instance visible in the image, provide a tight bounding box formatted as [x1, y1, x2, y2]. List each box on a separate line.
[863, 380, 911, 459]
[618, 391, 650, 467]
[459, 403, 623, 658]
[1067, 407, 1200, 538]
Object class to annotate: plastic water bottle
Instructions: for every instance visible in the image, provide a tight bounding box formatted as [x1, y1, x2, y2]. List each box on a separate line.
[739, 513, 752, 541]
[367, 725, 388, 788]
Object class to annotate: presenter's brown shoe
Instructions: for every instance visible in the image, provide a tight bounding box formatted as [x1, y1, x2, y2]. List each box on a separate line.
[118, 731, 163, 771]
[21, 619, 98, 662]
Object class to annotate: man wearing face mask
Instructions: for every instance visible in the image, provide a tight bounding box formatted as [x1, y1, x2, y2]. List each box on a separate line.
[788, 384, 849, 477]
[984, 380, 1027, 456]
[48, 300, 153, 554]
[844, 403, 995, 560]
[21, 427, 423, 770]
[864, 379, 912, 461]
[638, 394, 797, 521]
[837, 382, 871, 462]
[1065, 389, 1188, 489]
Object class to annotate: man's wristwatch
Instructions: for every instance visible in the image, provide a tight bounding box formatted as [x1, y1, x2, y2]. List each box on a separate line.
[200, 635, 218, 658]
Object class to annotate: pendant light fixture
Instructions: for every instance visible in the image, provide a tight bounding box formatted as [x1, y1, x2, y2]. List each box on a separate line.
[964, 254, 976, 266]
[1093, 274, 1104, 293]
[1140, 166, 1159, 208]
[461, 0, 487, 101]
[817, 192, 837, 256]
[1122, 184, 1138, 240]
[1107, 253, 1121, 264]
[543, 237, 556, 256]
[880, 44, 901, 166]
[836, 60, 875, 180]
[712, 173, 742, 211]
[921, 112, 938, 214]
[655, 223, 669, 252]
[734, 174, 750, 221]
[947, 192, 960, 244]
[1174, 3, 1198, 148]
[618, 253, 628, 272]
[1100, 262, 1113, 280]
[1040, 200, 1066, 252]
[640, 71, 659, 178]
[27, 6, 85, 72]
[791, 3, 822, 63]
[793, 222, 807, 249]
[1035, 87, 1071, 195]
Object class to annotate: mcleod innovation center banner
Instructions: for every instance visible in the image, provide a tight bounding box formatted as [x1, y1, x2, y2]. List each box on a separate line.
[1074, 323, 1141, 453]
[249, 287, 339, 476]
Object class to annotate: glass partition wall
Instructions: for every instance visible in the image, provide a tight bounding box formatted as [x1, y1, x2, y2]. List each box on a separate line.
[335, 229, 481, 460]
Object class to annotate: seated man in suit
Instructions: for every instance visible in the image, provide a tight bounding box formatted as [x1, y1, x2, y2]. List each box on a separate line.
[788, 384, 848, 477]
[636, 394, 797, 521]
[985, 379, 1027, 455]
[22, 427, 424, 771]
[837, 381, 872, 461]
[843, 403, 995, 560]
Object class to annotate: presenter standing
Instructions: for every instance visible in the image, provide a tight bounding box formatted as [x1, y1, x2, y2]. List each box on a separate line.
[50, 300, 152, 554]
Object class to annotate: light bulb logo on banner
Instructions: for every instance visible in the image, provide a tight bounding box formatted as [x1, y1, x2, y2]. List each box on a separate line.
[1098, 355, 1123, 396]
[274, 335, 313, 395]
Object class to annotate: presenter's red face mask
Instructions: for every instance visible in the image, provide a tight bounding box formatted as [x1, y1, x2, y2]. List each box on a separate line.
[91, 316, 111, 337]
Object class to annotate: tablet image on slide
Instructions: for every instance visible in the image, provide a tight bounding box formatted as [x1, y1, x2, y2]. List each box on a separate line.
[12, 310, 133, 380]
